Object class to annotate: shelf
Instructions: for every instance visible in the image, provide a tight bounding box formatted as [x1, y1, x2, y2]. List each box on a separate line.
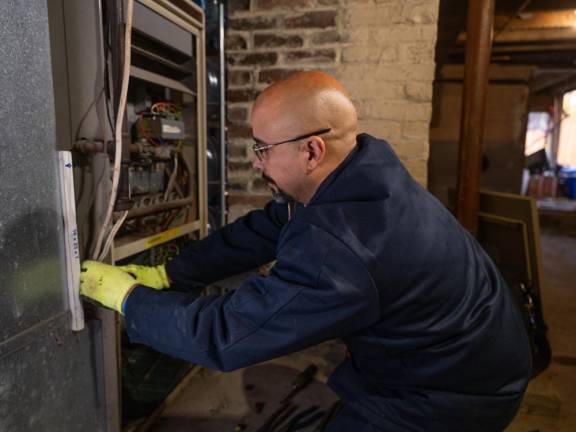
[130, 66, 196, 95]
[112, 220, 200, 261]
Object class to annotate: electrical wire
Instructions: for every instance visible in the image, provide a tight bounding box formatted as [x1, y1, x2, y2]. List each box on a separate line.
[74, 0, 116, 260]
[92, 0, 134, 261]
[97, 210, 128, 261]
[164, 153, 179, 201]
[74, 87, 106, 141]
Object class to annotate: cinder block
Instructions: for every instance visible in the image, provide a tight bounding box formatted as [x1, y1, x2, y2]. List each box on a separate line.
[342, 45, 397, 64]
[344, 4, 404, 28]
[404, 103, 432, 121]
[370, 102, 408, 121]
[401, 2, 439, 25]
[404, 82, 433, 102]
[401, 121, 431, 140]
[345, 81, 402, 100]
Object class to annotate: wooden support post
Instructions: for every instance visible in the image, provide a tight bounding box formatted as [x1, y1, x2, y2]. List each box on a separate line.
[456, 0, 495, 235]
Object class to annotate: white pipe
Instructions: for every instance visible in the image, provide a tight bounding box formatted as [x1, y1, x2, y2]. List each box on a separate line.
[219, 1, 227, 227]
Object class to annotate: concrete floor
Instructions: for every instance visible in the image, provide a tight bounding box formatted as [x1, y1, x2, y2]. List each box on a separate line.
[148, 232, 576, 431]
[148, 342, 344, 432]
[505, 232, 576, 431]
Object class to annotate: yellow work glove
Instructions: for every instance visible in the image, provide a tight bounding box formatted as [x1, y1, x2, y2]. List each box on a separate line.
[80, 261, 138, 314]
[116, 263, 170, 290]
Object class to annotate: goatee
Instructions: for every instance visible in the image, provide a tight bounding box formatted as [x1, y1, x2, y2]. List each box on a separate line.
[262, 173, 295, 204]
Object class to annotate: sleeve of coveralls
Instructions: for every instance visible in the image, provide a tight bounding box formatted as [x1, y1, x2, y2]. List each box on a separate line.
[124, 223, 380, 372]
[165, 200, 289, 288]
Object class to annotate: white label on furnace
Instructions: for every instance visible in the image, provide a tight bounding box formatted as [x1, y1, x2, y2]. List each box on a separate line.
[163, 124, 181, 134]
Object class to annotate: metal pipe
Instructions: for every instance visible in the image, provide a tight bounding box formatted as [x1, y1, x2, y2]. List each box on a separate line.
[219, 0, 227, 227]
[74, 141, 182, 156]
[114, 197, 194, 220]
[455, 0, 495, 235]
[73, 140, 106, 153]
[181, 149, 196, 222]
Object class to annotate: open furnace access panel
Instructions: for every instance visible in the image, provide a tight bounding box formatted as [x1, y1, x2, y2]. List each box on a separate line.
[51, 0, 208, 429]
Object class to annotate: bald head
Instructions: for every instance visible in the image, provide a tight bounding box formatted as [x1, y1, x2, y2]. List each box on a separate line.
[252, 71, 358, 161]
[250, 71, 359, 204]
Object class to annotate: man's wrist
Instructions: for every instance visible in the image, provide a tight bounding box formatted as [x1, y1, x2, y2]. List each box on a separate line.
[121, 284, 139, 315]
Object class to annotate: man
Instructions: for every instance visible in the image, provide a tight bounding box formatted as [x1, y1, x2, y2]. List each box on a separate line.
[81, 71, 531, 431]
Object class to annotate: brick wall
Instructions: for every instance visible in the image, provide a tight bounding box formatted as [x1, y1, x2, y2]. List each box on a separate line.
[225, 0, 440, 221]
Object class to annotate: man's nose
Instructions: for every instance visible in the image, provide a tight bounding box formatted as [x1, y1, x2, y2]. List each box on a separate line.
[252, 156, 264, 171]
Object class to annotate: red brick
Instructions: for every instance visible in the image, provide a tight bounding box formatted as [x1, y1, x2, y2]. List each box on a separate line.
[226, 34, 247, 50]
[228, 52, 278, 66]
[228, 182, 248, 192]
[227, 89, 258, 103]
[227, 106, 249, 124]
[285, 49, 336, 64]
[228, 160, 254, 171]
[228, 0, 250, 13]
[254, 33, 304, 48]
[254, 0, 314, 9]
[228, 70, 251, 86]
[228, 125, 253, 139]
[228, 143, 248, 159]
[228, 16, 277, 31]
[284, 10, 337, 29]
[258, 68, 302, 84]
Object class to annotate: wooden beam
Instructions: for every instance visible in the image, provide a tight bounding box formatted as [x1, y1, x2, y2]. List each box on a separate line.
[456, 0, 495, 234]
[495, 10, 576, 30]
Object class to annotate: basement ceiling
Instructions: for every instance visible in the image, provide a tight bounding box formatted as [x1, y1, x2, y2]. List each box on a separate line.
[436, 0, 576, 94]
[437, 1, 576, 66]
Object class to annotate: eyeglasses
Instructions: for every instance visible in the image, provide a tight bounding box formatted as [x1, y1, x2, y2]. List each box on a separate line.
[252, 128, 332, 161]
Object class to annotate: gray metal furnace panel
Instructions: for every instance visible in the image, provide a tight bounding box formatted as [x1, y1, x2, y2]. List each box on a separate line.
[0, 316, 106, 432]
[133, 1, 194, 55]
[0, 1, 67, 342]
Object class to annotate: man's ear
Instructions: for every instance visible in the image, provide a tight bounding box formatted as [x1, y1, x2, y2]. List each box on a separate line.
[304, 137, 326, 171]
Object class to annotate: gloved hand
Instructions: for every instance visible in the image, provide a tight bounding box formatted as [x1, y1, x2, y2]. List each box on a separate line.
[116, 263, 170, 290]
[80, 260, 138, 314]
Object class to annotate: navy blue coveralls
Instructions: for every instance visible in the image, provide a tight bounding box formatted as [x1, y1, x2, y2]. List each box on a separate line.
[125, 134, 531, 431]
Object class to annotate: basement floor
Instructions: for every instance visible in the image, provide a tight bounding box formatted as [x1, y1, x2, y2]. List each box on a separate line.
[146, 232, 576, 432]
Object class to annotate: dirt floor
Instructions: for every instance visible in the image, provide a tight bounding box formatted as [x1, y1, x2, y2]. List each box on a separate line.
[147, 232, 576, 432]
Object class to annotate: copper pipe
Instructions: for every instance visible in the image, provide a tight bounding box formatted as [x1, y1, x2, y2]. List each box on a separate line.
[456, 0, 495, 235]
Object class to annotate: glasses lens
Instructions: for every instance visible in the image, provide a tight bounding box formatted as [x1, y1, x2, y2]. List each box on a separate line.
[253, 146, 263, 161]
